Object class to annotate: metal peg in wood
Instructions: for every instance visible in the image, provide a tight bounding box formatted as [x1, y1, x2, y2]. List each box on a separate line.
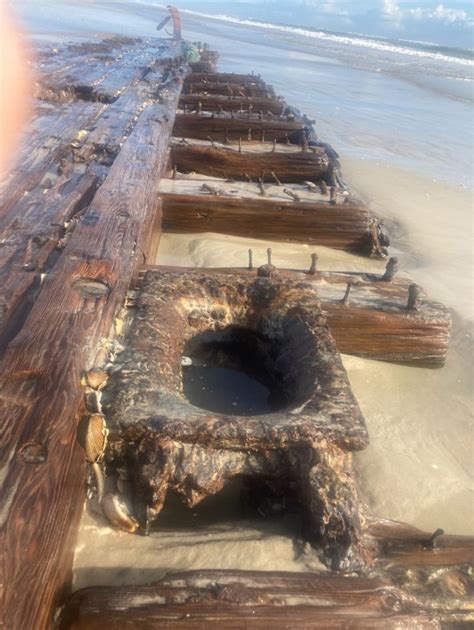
[271, 171, 282, 186]
[308, 253, 318, 275]
[407, 284, 422, 311]
[258, 178, 266, 196]
[341, 282, 354, 306]
[238, 137, 242, 153]
[330, 187, 337, 205]
[267, 248, 272, 265]
[272, 139, 277, 152]
[382, 257, 399, 282]
[172, 165, 178, 180]
[423, 528, 444, 550]
[248, 249, 253, 270]
[248, 128, 252, 141]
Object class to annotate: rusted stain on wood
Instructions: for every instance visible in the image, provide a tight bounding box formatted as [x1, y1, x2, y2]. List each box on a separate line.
[0, 39, 186, 630]
[171, 142, 330, 182]
[143, 265, 451, 367]
[160, 192, 371, 251]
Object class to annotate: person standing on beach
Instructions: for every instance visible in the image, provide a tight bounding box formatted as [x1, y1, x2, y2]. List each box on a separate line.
[156, 5, 182, 41]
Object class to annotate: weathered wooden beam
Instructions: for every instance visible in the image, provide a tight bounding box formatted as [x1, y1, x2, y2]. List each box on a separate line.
[179, 93, 286, 115]
[185, 72, 266, 86]
[0, 64, 174, 354]
[173, 113, 304, 143]
[36, 38, 170, 104]
[143, 266, 451, 367]
[184, 82, 274, 98]
[63, 570, 442, 629]
[171, 143, 329, 182]
[0, 100, 105, 216]
[0, 65, 184, 630]
[161, 192, 371, 251]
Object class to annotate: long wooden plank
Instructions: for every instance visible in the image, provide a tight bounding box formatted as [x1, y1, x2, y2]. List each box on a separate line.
[173, 112, 304, 143]
[143, 266, 450, 367]
[0, 60, 170, 353]
[63, 570, 440, 629]
[180, 93, 286, 115]
[161, 192, 370, 250]
[171, 142, 330, 182]
[0, 63, 184, 630]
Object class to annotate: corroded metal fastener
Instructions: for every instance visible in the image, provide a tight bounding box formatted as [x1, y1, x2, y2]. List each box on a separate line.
[308, 253, 318, 275]
[382, 257, 399, 282]
[407, 284, 422, 311]
[257, 248, 278, 278]
[248, 248, 253, 270]
[341, 281, 354, 306]
[422, 527, 444, 550]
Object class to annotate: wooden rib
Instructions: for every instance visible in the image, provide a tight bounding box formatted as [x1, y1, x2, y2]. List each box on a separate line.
[184, 82, 274, 98]
[0, 67, 184, 630]
[161, 193, 370, 250]
[63, 570, 440, 629]
[171, 143, 329, 182]
[185, 72, 266, 86]
[142, 266, 451, 367]
[179, 94, 286, 115]
[173, 113, 303, 143]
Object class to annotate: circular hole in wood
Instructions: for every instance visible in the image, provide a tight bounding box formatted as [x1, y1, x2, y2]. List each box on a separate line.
[182, 326, 292, 416]
[20, 442, 48, 464]
[71, 278, 110, 299]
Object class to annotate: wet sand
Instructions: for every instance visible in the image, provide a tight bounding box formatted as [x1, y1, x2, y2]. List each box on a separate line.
[74, 161, 473, 589]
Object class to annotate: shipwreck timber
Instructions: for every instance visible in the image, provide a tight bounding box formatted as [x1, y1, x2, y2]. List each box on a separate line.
[0, 24, 469, 630]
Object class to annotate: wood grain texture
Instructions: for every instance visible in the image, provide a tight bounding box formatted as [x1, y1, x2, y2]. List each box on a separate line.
[173, 112, 304, 143]
[171, 142, 330, 182]
[185, 72, 266, 85]
[185, 82, 274, 98]
[143, 266, 451, 367]
[0, 50, 172, 355]
[180, 93, 286, 114]
[161, 192, 370, 250]
[0, 53, 185, 630]
[63, 570, 441, 629]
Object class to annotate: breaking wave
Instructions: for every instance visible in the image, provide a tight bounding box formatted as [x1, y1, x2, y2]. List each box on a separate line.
[179, 8, 474, 68]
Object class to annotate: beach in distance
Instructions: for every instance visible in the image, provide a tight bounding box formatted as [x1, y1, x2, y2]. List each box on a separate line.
[12, 0, 474, 586]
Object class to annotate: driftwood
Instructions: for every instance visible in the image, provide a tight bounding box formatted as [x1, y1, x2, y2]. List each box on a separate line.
[173, 112, 305, 143]
[63, 569, 452, 629]
[0, 41, 185, 629]
[161, 192, 371, 251]
[171, 142, 330, 182]
[144, 266, 451, 367]
[180, 93, 287, 115]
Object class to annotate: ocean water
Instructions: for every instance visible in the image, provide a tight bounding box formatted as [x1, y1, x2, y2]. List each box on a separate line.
[9, 0, 474, 584]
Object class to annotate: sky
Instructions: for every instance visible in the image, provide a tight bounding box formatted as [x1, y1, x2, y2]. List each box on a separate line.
[175, 0, 474, 48]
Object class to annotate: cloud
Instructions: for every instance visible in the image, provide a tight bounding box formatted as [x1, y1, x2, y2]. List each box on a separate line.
[381, 1, 472, 26]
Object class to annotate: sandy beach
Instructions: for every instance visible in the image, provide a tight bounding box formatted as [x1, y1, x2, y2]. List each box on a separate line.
[11, 0, 474, 589]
